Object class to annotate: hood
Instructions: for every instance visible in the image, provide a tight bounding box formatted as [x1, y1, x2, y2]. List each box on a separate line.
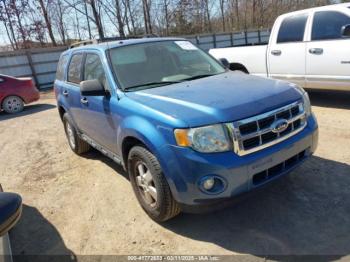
[125, 71, 303, 127]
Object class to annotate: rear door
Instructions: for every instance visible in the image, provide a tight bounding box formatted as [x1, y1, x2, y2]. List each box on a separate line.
[63, 52, 85, 128]
[306, 10, 350, 90]
[267, 13, 309, 87]
[78, 51, 118, 153]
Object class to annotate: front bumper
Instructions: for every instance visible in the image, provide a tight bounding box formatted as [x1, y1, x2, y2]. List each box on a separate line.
[158, 114, 318, 210]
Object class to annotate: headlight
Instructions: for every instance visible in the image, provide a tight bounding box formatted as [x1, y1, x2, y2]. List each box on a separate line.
[174, 124, 231, 153]
[290, 83, 312, 116]
[302, 91, 312, 116]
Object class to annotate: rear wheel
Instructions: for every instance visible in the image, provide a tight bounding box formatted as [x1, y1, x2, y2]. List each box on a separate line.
[128, 146, 180, 222]
[2, 96, 24, 114]
[63, 113, 90, 155]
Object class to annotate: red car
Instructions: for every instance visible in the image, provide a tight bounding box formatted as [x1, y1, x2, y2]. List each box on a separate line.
[0, 74, 40, 114]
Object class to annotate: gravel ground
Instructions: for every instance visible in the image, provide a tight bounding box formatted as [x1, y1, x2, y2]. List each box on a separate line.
[1, 90, 349, 260]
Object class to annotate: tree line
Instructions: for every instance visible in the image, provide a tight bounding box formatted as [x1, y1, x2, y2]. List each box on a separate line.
[0, 0, 336, 50]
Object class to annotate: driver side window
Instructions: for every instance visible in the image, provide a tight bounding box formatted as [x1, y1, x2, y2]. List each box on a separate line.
[312, 11, 350, 41]
[83, 54, 110, 90]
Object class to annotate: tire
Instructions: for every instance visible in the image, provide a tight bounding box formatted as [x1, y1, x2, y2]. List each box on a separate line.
[128, 146, 180, 222]
[229, 63, 249, 74]
[2, 96, 24, 114]
[62, 113, 90, 155]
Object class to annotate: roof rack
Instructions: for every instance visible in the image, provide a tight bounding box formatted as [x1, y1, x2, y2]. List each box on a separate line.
[69, 34, 161, 49]
[70, 39, 98, 49]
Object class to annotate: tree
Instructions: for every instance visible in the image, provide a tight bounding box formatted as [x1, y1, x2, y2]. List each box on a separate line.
[219, 0, 225, 31]
[0, 0, 18, 49]
[38, 0, 57, 46]
[142, 0, 152, 34]
[88, 0, 104, 39]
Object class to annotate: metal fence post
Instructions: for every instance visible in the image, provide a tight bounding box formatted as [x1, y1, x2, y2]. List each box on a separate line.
[258, 29, 261, 44]
[230, 33, 234, 47]
[213, 34, 217, 48]
[195, 35, 200, 45]
[244, 31, 248, 45]
[25, 51, 39, 88]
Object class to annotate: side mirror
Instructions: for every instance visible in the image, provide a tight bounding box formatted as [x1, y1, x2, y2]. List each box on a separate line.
[0, 191, 22, 237]
[219, 58, 230, 69]
[80, 79, 106, 96]
[341, 24, 350, 38]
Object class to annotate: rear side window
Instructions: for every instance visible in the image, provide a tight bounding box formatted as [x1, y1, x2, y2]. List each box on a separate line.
[56, 55, 68, 81]
[312, 11, 350, 41]
[67, 54, 83, 84]
[277, 14, 308, 43]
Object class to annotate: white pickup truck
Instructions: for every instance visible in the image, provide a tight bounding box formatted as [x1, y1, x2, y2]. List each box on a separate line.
[209, 3, 350, 91]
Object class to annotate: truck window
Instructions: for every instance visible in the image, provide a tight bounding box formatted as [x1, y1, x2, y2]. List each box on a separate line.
[56, 55, 68, 81]
[277, 14, 308, 43]
[312, 11, 350, 41]
[83, 54, 109, 89]
[67, 54, 84, 84]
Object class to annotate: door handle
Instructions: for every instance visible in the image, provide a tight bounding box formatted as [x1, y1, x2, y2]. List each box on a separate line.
[309, 48, 323, 55]
[80, 97, 88, 105]
[271, 50, 282, 56]
[62, 90, 68, 97]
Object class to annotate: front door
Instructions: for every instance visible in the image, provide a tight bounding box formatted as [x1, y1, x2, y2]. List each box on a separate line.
[267, 13, 309, 88]
[306, 10, 350, 90]
[78, 52, 118, 153]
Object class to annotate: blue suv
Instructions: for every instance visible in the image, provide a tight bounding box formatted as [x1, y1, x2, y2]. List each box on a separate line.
[54, 38, 318, 221]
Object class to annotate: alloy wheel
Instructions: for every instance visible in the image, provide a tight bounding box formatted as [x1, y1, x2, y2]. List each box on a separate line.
[135, 162, 157, 208]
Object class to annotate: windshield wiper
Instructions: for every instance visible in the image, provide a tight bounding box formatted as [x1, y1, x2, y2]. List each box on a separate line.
[181, 74, 217, 81]
[123, 81, 180, 91]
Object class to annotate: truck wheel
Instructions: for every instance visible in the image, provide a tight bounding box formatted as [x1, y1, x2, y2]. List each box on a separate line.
[63, 113, 90, 155]
[229, 63, 249, 74]
[128, 146, 180, 222]
[2, 96, 24, 114]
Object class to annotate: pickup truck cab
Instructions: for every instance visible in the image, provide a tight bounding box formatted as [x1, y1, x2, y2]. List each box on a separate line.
[209, 3, 350, 91]
[54, 38, 318, 221]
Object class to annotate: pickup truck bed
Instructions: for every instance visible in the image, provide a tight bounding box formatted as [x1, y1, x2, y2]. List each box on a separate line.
[210, 45, 268, 77]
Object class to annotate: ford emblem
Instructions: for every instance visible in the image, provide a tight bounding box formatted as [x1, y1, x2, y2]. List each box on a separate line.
[271, 119, 289, 133]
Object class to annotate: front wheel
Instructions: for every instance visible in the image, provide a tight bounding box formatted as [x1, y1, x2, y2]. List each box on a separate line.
[128, 146, 180, 222]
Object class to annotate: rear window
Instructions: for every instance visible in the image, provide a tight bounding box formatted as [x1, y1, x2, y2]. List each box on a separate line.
[56, 55, 68, 81]
[67, 54, 83, 84]
[277, 14, 308, 43]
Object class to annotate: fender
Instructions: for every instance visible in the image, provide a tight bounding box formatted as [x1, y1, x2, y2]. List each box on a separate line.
[117, 115, 168, 158]
[56, 99, 80, 131]
[116, 115, 186, 200]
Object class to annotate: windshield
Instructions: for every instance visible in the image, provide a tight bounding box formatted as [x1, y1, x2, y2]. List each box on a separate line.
[109, 40, 226, 91]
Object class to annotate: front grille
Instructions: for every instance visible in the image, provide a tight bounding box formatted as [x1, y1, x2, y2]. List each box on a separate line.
[252, 149, 307, 186]
[229, 102, 307, 156]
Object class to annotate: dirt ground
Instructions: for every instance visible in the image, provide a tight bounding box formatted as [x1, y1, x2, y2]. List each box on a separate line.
[1, 90, 350, 260]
